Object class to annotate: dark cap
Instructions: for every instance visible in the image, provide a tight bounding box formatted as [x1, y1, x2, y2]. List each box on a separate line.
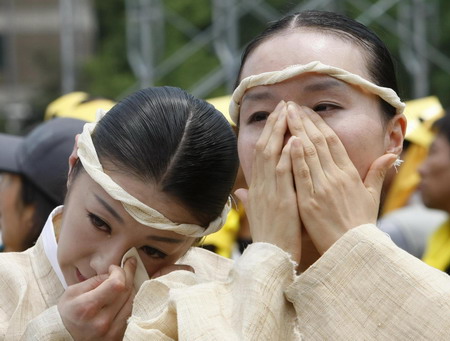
[0, 117, 86, 204]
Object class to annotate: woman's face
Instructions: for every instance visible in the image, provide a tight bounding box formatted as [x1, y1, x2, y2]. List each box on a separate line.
[418, 134, 450, 212]
[237, 29, 402, 184]
[57, 170, 196, 286]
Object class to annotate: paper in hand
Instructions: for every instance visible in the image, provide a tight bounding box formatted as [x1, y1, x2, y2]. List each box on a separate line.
[120, 247, 150, 291]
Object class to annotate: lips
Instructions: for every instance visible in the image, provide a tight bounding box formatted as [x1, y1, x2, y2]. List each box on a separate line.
[76, 268, 88, 283]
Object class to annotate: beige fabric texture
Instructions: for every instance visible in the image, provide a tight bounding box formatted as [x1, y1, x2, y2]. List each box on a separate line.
[2, 225, 450, 339]
[229, 61, 406, 125]
[77, 119, 230, 238]
[0, 236, 72, 340]
[125, 225, 450, 340]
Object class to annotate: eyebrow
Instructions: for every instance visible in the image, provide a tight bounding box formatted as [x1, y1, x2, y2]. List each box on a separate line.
[241, 78, 347, 104]
[241, 90, 276, 103]
[147, 235, 185, 244]
[303, 79, 347, 92]
[94, 194, 125, 224]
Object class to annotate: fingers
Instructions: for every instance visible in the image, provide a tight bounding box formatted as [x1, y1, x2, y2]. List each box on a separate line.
[290, 136, 313, 195]
[255, 100, 286, 153]
[364, 153, 398, 197]
[277, 136, 296, 194]
[82, 261, 136, 312]
[64, 273, 109, 297]
[151, 264, 195, 279]
[287, 103, 326, 190]
[253, 101, 288, 189]
[299, 105, 351, 171]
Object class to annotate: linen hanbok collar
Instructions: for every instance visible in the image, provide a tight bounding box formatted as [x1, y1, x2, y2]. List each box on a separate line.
[42, 206, 68, 289]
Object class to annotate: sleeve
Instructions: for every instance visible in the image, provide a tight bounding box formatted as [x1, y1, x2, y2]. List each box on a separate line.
[285, 224, 450, 339]
[21, 306, 74, 341]
[125, 243, 300, 341]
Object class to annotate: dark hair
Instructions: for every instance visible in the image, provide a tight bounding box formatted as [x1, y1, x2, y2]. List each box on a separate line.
[19, 175, 57, 250]
[433, 110, 450, 144]
[236, 10, 399, 120]
[73, 86, 238, 227]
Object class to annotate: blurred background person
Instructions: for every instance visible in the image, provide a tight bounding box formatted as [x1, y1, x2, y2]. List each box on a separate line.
[378, 96, 447, 258]
[0, 90, 115, 252]
[0, 117, 86, 252]
[419, 111, 450, 273]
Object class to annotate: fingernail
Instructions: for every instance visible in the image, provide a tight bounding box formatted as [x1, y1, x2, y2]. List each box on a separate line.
[275, 100, 286, 111]
[129, 257, 137, 266]
[287, 102, 296, 117]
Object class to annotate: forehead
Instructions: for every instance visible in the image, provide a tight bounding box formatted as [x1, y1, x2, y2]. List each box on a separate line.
[241, 74, 351, 102]
[241, 29, 371, 81]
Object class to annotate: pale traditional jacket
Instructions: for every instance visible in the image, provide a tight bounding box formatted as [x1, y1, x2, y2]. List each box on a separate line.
[1, 211, 449, 340]
[126, 225, 450, 340]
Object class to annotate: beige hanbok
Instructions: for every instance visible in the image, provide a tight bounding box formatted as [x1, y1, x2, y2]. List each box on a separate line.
[1, 211, 450, 340]
[126, 225, 450, 340]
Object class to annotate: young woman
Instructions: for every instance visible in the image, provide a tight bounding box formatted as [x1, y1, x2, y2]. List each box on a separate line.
[0, 86, 239, 340]
[122, 10, 450, 340]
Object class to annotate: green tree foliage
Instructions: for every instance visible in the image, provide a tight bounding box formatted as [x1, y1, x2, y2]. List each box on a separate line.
[81, 0, 450, 107]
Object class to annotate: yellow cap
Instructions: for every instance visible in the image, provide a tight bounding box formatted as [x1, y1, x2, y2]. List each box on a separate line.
[381, 96, 444, 215]
[404, 96, 444, 147]
[45, 92, 116, 123]
[206, 95, 234, 126]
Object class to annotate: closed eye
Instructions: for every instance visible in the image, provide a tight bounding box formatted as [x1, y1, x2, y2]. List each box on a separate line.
[141, 246, 168, 260]
[312, 103, 341, 112]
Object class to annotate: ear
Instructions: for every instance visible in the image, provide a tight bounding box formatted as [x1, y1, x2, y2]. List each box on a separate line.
[67, 134, 80, 187]
[385, 113, 407, 155]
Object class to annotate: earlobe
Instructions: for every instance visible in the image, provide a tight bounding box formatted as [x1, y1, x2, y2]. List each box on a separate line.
[385, 113, 407, 155]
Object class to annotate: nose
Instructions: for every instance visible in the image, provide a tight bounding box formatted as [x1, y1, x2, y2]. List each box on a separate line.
[90, 240, 129, 275]
[418, 158, 428, 179]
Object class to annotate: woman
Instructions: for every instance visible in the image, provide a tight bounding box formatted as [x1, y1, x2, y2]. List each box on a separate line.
[123, 10, 450, 340]
[0, 86, 239, 340]
[0, 118, 86, 252]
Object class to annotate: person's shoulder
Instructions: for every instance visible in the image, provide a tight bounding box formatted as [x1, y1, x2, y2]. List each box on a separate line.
[177, 247, 234, 282]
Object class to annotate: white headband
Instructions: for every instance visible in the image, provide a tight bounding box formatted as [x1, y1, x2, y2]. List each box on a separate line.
[77, 110, 230, 238]
[229, 60, 405, 124]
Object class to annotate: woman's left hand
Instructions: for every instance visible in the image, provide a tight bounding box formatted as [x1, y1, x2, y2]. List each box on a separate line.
[286, 102, 397, 255]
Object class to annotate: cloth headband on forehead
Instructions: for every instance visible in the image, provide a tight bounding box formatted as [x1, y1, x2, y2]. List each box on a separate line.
[229, 60, 406, 124]
[76, 109, 230, 238]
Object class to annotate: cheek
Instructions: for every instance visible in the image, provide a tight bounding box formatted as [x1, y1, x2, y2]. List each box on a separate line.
[57, 213, 91, 269]
[237, 129, 258, 184]
[330, 120, 386, 178]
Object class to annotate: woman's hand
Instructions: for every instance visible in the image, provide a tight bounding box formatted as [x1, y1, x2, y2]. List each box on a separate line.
[286, 102, 397, 254]
[235, 101, 302, 264]
[58, 257, 137, 340]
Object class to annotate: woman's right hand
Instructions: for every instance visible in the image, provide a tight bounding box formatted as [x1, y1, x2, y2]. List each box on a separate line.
[58, 257, 137, 340]
[235, 101, 302, 264]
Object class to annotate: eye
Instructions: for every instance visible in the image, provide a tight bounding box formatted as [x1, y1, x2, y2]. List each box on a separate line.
[248, 111, 270, 123]
[87, 212, 111, 233]
[312, 103, 340, 113]
[141, 246, 168, 260]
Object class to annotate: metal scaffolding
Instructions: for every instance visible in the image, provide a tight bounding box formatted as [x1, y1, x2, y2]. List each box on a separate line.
[124, 0, 448, 99]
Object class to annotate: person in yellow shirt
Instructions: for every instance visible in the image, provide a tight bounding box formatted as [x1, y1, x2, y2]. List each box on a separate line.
[419, 111, 450, 273]
[377, 97, 447, 258]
